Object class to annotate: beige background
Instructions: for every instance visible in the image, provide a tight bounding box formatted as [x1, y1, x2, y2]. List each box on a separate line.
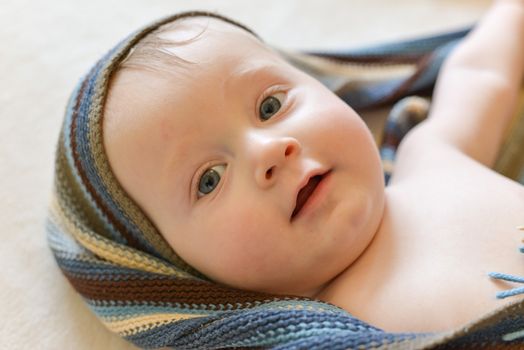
[1, 0, 490, 348]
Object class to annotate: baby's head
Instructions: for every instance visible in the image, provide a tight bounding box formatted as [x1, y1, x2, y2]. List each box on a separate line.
[87, 12, 385, 296]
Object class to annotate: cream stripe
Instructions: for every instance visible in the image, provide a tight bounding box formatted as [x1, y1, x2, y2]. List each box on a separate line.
[279, 49, 416, 80]
[103, 312, 205, 335]
[503, 328, 524, 341]
[50, 195, 192, 278]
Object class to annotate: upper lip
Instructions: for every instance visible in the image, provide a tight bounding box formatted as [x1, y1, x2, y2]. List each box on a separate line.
[291, 169, 328, 220]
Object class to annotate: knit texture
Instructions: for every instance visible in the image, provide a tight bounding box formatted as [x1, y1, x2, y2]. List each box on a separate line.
[47, 11, 524, 349]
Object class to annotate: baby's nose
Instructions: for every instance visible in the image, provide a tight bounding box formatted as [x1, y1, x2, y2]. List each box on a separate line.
[252, 136, 301, 188]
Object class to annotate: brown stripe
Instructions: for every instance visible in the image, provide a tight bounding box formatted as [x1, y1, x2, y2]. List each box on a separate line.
[64, 270, 302, 307]
[308, 52, 423, 65]
[376, 53, 433, 106]
[68, 67, 143, 251]
[381, 134, 402, 149]
[343, 52, 434, 112]
[55, 77, 120, 239]
[56, 135, 109, 236]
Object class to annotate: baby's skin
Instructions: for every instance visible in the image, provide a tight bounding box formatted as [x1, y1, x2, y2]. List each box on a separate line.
[103, 0, 524, 332]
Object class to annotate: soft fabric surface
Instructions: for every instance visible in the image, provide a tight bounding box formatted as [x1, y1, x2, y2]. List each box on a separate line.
[1, 1, 490, 349]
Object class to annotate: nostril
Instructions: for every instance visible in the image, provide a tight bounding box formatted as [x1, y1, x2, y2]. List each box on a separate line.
[265, 167, 274, 180]
[285, 145, 294, 157]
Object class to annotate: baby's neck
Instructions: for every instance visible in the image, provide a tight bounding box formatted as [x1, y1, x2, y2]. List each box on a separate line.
[311, 192, 390, 300]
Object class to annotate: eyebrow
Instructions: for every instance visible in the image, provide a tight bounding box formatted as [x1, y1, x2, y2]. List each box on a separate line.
[227, 62, 286, 92]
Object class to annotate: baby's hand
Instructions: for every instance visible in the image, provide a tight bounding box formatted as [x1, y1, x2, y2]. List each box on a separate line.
[421, 0, 524, 167]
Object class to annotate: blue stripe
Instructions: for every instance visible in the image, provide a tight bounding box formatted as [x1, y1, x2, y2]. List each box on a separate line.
[125, 309, 392, 349]
[308, 28, 471, 58]
[61, 69, 128, 246]
[86, 298, 348, 320]
[71, 42, 162, 257]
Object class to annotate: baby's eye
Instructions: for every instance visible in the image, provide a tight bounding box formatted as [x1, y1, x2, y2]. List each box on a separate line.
[259, 92, 285, 121]
[197, 164, 226, 198]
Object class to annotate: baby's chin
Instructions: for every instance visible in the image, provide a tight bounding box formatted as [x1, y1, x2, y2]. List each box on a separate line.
[328, 186, 386, 272]
[278, 201, 384, 296]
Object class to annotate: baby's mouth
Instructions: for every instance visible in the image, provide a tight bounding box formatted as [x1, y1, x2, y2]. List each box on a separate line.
[291, 174, 324, 219]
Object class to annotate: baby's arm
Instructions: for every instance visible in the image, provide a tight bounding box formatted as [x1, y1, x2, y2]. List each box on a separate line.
[423, 0, 524, 167]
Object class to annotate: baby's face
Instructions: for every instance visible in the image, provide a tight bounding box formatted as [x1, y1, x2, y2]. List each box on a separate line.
[103, 17, 385, 296]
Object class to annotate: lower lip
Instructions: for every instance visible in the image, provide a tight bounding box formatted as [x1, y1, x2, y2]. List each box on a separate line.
[293, 171, 332, 221]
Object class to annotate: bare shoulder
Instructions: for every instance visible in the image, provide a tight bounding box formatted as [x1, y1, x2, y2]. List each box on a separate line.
[389, 120, 524, 200]
[320, 116, 524, 332]
[389, 123, 473, 183]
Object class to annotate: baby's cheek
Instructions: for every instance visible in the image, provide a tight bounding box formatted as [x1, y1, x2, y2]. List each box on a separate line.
[205, 208, 279, 288]
[218, 208, 271, 260]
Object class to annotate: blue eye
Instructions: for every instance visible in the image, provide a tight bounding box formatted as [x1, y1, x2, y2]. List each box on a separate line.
[259, 92, 285, 121]
[197, 164, 226, 198]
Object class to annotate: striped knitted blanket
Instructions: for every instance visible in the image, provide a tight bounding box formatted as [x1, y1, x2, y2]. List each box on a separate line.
[47, 11, 524, 349]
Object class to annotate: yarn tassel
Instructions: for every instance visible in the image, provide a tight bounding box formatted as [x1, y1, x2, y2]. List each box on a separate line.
[488, 226, 524, 298]
[488, 272, 524, 299]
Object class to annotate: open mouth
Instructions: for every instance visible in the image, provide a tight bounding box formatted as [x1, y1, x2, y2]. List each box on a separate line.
[291, 174, 324, 219]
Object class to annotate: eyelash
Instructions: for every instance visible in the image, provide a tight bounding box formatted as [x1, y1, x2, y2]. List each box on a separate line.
[256, 85, 290, 121]
[192, 161, 226, 200]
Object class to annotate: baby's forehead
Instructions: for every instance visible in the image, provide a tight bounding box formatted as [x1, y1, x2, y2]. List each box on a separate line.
[104, 15, 288, 139]
[103, 15, 286, 161]
[107, 17, 271, 102]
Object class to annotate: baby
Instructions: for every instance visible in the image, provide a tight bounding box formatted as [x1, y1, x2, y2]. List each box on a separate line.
[56, 0, 524, 339]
